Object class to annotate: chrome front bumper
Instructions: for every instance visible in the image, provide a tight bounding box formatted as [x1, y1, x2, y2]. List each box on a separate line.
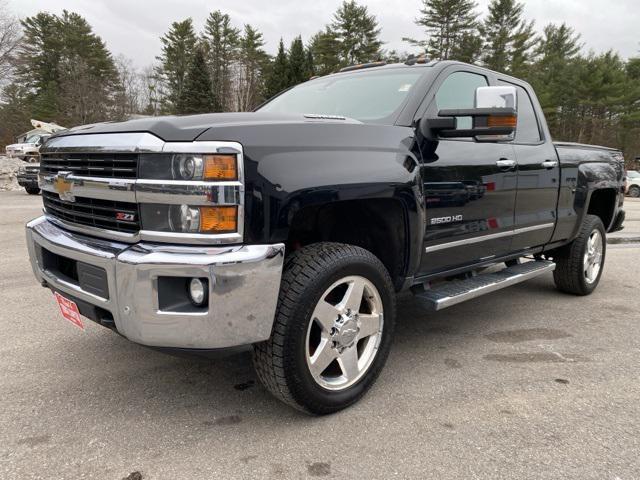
[26, 216, 285, 349]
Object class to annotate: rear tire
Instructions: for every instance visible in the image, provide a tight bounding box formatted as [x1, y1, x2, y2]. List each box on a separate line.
[25, 186, 40, 195]
[253, 242, 395, 415]
[552, 214, 606, 295]
[629, 185, 640, 198]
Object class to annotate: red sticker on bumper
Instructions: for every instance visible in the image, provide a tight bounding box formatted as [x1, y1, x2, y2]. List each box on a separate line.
[54, 292, 84, 330]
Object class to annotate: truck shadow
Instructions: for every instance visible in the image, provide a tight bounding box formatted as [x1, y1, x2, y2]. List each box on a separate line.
[41, 274, 582, 425]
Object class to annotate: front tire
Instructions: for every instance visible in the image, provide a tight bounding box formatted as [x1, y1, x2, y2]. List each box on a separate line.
[552, 214, 606, 295]
[25, 186, 40, 195]
[253, 243, 396, 415]
[628, 185, 640, 198]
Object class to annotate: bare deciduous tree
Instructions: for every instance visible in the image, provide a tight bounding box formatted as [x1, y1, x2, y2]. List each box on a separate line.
[140, 65, 164, 116]
[113, 55, 144, 119]
[0, 0, 21, 85]
[58, 56, 113, 125]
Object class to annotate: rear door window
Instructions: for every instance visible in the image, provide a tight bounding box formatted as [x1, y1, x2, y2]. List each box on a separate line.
[499, 81, 542, 144]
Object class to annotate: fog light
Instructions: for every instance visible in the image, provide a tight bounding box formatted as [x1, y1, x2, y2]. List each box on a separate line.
[188, 278, 208, 306]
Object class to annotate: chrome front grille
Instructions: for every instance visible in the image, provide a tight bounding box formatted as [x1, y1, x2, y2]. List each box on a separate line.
[40, 153, 138, 178]
[39, 133, 244, 244]
[43, 191, 139, 233]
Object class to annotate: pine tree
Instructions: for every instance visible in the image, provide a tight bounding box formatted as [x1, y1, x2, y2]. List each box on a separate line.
[310, 28, 342, 75]
[404, 0, 479, 61]
[530, 22, 581, 106]
[288, 36, 307, 86]
[533, 23, 581, 69]
[58, 11, 116, 77]
[621, 57, 640, 162]
[57, 11, 119, 123]
[264, 38, 289, 99]
[157, 18, 197, 113]
[179, 46, 214, 114]
[304, 47, 316, 78]
[481, 0, 536, 75]
[15, 10, 118, 124]
[509, 20, 537, 77]
[451, 32, 483, 63]
[203, 11, 240, 112]
[626, 57, 640, 81]
[330, 0, 382, 65]
[529, 23, 582, 138]
[17, 12, 62, 119]
[235, 24, 269, 110]
[0, 83, 31, 146]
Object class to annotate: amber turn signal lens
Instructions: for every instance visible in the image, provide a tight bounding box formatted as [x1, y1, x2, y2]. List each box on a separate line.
[199, 206, 237, 233]
[203, 155, 237, 180]
[487, 115, 517, 128]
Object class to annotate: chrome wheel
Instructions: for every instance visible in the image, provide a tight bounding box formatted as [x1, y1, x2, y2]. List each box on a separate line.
[583, 230, 603, 284]
[305, 275, 383, 391]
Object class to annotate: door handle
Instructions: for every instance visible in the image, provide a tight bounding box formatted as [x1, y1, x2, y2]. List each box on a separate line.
[496, 159, 516, 170]
[541, 160, 558, 169]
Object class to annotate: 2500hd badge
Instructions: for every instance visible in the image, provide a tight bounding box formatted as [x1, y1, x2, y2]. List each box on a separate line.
[430, 215, 463, 225]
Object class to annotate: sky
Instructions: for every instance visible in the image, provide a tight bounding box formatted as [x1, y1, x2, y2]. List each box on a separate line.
[8, 0, 640, 69]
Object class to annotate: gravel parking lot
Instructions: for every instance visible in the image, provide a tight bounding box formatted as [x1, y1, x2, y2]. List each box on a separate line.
[1, 191, 639, 480]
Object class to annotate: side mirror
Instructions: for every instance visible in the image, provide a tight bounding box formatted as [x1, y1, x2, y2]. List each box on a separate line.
[421, 85, 518, 142]
[475, 86, 516, 109]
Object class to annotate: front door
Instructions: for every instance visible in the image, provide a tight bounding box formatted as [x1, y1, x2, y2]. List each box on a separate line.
[498, 81, 560, 250]
[417, 69, 518, 275]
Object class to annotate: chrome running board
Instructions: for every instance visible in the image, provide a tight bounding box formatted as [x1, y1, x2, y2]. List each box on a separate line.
[414, 260, 556, 311]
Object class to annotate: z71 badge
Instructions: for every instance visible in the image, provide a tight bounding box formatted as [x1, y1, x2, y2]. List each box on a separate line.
[430, 215, 463, 225]
[116, 212, 136, 222]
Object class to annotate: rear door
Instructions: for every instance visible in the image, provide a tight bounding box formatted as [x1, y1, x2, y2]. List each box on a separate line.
[418, 68, 518, 275]
[497, 80, 560, 250]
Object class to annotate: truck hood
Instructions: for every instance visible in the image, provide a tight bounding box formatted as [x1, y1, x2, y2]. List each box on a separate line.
[51, 112, 362, 143]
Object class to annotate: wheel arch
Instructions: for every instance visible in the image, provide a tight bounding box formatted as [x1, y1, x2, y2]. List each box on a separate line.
[285, 197, 413, 291]
[586, 188, 618, 231]
[567, 158, 624, 240]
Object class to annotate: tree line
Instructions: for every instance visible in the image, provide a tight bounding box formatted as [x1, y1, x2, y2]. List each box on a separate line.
[0, 0, 638, 165]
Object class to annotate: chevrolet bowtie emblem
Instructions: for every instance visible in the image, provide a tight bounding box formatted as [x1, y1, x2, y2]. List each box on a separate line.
[53, 171, 75, 202]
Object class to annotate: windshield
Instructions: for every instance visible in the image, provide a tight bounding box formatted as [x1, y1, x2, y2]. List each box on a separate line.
[258, 68, 425, 123]
[24, 134, 41, 143]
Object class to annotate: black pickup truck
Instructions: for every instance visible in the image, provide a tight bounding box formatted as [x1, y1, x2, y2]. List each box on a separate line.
[26, 60, 625, 414]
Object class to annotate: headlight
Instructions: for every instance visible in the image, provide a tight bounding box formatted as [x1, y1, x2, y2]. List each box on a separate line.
[136, 143, 243, 242]
[173, 155, 201, 180]
[172, 204, 201, 232]
[140, 153, 237, 181]
[141, 204, 238, 234]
